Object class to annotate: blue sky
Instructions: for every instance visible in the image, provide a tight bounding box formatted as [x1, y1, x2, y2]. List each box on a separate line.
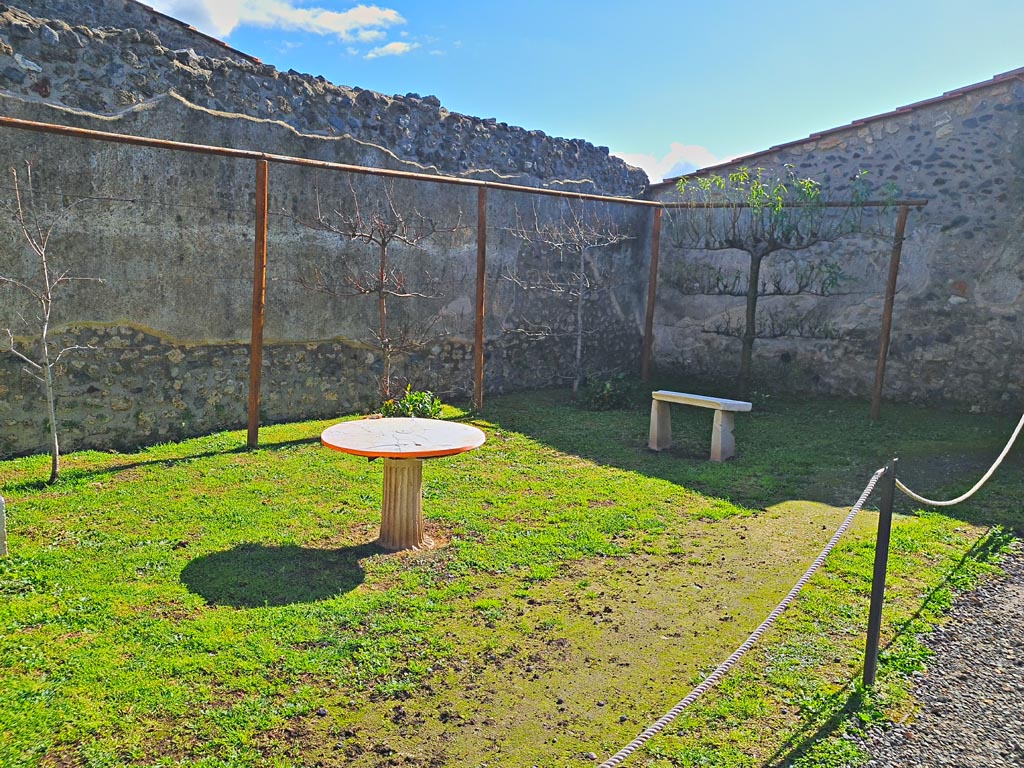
[149, 1, 1024, 182]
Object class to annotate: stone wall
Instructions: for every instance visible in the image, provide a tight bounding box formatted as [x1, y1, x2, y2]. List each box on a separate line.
[646, 73, 1024, 411]
[3, 0, 1021, 461]
[0, 97, 649, 456]
[0, 1, 647, 195]
[2, 0, 261, 63]
[0, 2, 649, 457]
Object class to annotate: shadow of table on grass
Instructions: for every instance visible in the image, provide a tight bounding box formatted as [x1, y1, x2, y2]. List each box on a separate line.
[181, 541, 378, 608]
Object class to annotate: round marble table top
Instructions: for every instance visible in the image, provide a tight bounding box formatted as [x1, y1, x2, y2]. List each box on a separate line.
[321, 417, 486, 459]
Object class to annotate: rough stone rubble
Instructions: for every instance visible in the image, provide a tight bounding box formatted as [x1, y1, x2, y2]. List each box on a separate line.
[0, 1, 648, 196]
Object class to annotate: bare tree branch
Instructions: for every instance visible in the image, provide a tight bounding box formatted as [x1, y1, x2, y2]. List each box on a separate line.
[4, 328, 42, 370]
[503, 199, 634, 393]
[291, 176, 465, 399]
[1, 163, 103, 483]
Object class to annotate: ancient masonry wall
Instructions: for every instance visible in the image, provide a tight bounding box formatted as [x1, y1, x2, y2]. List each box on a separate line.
[646, 74, 1024, 411]
[0, 1, 646, 194]
[0, 2, 649, 457]
[1, 0, 1022, 459]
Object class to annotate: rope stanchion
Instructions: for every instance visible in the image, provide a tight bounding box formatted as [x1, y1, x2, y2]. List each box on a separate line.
[896, 413, 1024, 507]
[596, 466, 887, 768]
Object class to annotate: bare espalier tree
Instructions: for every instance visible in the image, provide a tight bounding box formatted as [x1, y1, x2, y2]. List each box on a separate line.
[671, 165, 894, 396]
[505, 199, 633, 393]
[300, 178, 463, 400]
[1, 164, 101, 483]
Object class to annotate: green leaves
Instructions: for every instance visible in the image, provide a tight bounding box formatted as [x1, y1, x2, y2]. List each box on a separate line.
[676, 164, 829, 217]
[379, 385, 444, 418]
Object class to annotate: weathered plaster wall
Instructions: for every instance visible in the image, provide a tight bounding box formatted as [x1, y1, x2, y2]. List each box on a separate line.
[647, 74, 1024, 411]
[0, 3, 649, 457]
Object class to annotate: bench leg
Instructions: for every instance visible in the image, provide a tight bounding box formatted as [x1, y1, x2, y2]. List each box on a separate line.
[710, 411, 736, 462]
[649, 400, 672, 451]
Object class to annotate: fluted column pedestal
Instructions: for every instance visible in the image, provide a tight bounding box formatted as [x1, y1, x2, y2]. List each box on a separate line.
[379, 458, 432, 550]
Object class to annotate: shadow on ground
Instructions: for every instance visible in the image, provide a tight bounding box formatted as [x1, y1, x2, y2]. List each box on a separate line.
[181, 541, 377, 607]
[0, 436, 320, 494]
[762, 527, 1014, 766]
[479, 388, 1024, 528]
[479, 388, 888, 512]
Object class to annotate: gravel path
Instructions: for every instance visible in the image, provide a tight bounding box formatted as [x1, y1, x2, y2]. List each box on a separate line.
[858, 538, 1024, 768]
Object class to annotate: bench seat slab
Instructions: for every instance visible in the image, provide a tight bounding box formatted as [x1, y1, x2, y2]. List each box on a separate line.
[652, 390, 751, 412]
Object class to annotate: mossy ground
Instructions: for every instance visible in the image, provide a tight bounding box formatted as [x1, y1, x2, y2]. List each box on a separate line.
[1, 387, 1020, 767]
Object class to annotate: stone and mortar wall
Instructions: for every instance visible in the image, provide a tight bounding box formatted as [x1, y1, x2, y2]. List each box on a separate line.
[0, 3, 649, 457]
[6, 0, 1021, 460]
[0, 1, 646, 194]
[647, 76, 1024, 411]
[2, 0, 261, 63]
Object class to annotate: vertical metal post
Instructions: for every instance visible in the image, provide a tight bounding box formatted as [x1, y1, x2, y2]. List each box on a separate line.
[641, 206, 662, 382]
[871, 205, 910, 421]
[863, 458, 898, 687]
[473, 187, 487, 411]
[247, 159, 269, 449]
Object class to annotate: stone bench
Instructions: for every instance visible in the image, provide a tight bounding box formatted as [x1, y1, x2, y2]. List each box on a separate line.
[648, 390, 752, 462]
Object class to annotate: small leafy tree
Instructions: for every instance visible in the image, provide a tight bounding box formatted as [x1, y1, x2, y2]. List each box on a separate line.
[505, 199, 633, 393]
[672, 165, 892, 396]
[0, 164, 101, 483]
[299, 178, 463, 399]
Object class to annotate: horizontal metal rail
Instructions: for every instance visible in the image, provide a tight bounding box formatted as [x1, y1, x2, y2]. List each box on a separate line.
[0, 116, 928, 209]
[0, 115, 656, 205]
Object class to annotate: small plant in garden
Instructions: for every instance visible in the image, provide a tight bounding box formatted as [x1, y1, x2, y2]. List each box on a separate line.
[576, 373, 639, 411]
[379, 385, 444, 418]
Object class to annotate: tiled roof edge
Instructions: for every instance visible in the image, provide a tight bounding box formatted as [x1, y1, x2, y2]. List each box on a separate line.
[129, 0, 262, 64]
[651, 66, 1024, 190]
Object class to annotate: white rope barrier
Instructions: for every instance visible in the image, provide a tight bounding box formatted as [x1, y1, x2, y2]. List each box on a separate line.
[896, 413, 1024, 507]
[596, 466, 887, 768]
[596, 412, 1022, 765]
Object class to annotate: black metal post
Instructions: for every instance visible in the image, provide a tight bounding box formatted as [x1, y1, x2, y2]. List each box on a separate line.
[863, 458, 898, 687]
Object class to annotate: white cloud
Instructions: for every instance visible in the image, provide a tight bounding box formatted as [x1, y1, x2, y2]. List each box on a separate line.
[613, 142, 722, 184]
[148, 0, 404, 41]
[356, 28, 385, 42]
[365, 41, 419, 59]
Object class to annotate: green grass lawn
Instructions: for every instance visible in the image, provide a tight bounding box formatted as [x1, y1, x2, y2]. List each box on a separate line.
[1, 387, 1021, 767]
